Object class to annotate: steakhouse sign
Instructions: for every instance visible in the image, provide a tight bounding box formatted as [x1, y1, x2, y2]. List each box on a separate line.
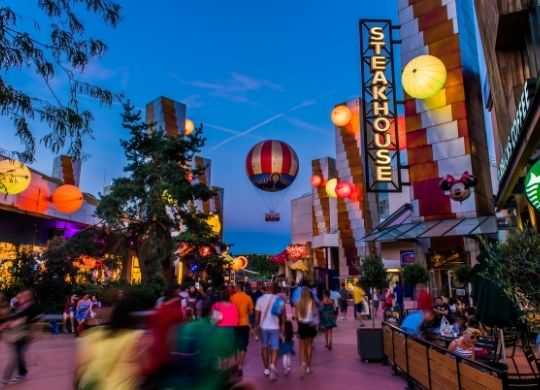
[360, 20, 401, 192]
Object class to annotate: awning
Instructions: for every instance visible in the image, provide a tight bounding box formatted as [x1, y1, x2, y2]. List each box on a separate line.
[363, 216, 497, 242]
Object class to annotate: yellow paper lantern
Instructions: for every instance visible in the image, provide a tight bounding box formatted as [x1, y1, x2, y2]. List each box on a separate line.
[331, 105, 352, 127]
[207, 213, 221, 235]
[325, 178, 337, 198]
[184, 119, 195, 135]
[401, 55, 447, 99]
[0, 160, 31, 195]
[232, 256, 248, 271]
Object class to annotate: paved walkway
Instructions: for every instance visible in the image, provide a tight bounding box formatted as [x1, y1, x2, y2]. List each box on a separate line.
[0, 316, 403, 389]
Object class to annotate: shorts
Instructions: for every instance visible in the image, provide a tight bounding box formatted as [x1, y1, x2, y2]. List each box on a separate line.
[235, 326, 250, 352]
[260, 329, 280, 350]
[355, 302, 364, 313]
[298, 322, 317, 339]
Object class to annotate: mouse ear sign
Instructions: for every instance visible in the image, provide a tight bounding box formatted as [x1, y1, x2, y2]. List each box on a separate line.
[461, 172, 477, 188]
[440, 175, 454, 191]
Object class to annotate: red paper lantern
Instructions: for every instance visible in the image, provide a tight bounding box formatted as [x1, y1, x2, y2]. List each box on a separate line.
[52, 184, 84, 214]
[335, 181, 353, 199]
[199, 246, 211, 257]
[311, 175, 323, 188]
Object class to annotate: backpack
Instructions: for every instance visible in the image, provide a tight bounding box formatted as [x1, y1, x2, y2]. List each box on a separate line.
[271, 296, 285, 317]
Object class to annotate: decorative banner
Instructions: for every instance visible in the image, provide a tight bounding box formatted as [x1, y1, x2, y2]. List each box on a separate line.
[286, 244, 310, 261]
[359, 19, 401, 192]
[525, 160, 540, 210]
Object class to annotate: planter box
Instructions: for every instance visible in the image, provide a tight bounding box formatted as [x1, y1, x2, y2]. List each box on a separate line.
[357, 327, 385, 362]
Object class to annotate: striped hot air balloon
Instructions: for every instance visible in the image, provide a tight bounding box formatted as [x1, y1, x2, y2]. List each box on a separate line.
[246, 140, 299, 192]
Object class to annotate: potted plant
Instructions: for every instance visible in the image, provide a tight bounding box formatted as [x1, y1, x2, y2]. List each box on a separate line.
[403, 263, 429, 298]
[357, 255, 387, 362]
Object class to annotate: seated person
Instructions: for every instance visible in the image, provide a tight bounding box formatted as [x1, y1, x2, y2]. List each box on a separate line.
[452, 315, 467, 336]
[449, 327, 481, 360]
[419, 310, 439, 340]
[433, 297, 450, 319]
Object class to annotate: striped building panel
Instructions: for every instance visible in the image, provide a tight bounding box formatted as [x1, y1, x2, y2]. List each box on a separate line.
[145, 96, 186, 136]
[399, 0, 494, 219]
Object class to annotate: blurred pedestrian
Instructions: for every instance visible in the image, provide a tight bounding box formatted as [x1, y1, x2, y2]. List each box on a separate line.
[279, 319, 295, 376]
[1, 290, 40, 385]
[255, 284, 281, 381]
[75, 294, 145, 390]
[212, 290, 239, 328]
[350, 282, 366, 326]
[338, 283, 349, 320]
[320, 290, 337, 350]
[295, 287, 318, 377]
[142, 286, 184, 384]
[161, 298, 254, 389]
[230, 283, 254, 375]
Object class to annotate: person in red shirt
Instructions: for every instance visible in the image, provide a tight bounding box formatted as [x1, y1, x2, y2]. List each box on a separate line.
[142, 286, 184, 383]
[416, 283, 433, 311]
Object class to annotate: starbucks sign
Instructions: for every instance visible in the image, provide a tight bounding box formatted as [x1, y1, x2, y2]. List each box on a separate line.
[525, 160, 540, 210]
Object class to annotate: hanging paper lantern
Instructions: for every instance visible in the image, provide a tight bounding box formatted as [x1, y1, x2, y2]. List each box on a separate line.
[199, 246, 211, 257]
[52, 184, 84, 214]
[331, 105, 352, 127]
[207, 213, 222, 235]
[401, 55, 447, 99]
[232, 256, 248, 271]
[184, 119, 195, 135]
[325, 178, 337, 198]
[335, 181, 353, 199]
[0, 160, 32, 195]
[16, 183, 49, 213]
[311, 175, 323, 188]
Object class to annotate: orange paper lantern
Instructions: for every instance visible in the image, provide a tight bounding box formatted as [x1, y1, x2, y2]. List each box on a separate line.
[311, 175, 322, 188]
[52, 184, 84, 214]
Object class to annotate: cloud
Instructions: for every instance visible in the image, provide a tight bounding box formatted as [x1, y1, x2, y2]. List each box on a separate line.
[206, 96, 319, 153]
[181, 94, 204, 109]
[284, 116, 332, 135]
[172, 72, 284, 104]
[205, 123, 262, 140]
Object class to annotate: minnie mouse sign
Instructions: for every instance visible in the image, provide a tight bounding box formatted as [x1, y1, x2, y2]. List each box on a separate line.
[439, 171, 477, 202]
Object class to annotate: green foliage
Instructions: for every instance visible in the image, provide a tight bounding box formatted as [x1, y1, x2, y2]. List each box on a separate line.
[242, 254, 277, 279]
[1, 1, 121, 162]
[403, 263, 429, 287]
[481, 229, 540, 312]
[454, 264, 472, 287]
[97, 103, 221, 284]
[360, 255, 387, 290]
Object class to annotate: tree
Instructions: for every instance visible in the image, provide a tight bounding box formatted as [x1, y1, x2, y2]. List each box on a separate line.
[0, 1, 121, 162]
[243, 254, 278, 279]
[97, 102, 219, 284]
[403, 263, 429, 289]
[360, 255, 387, 327]
[481, 229, 540, 314]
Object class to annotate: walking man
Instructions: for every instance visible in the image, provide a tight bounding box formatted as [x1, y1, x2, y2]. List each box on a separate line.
[351, 281, 366, 326]
[255, 284, 281, 381]
[230, 283, 254, 375]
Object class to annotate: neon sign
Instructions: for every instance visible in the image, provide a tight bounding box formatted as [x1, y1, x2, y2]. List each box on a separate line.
[359, 19, 401, 192]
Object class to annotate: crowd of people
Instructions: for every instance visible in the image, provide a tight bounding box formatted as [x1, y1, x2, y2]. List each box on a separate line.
[72, 280, 364, 389]
[405, 285, 484, 360]
[0, 279, 376, 389]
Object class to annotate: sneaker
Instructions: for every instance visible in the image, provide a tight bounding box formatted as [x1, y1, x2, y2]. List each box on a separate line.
[264, 368, 270, 376]
[306, 367, 312, 375]
[9, 375, 25, 384]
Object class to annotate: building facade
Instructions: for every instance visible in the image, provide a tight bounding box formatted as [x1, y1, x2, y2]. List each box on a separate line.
[475, 1, 540, 231]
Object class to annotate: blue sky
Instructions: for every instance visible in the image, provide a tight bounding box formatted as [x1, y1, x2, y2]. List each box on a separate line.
[4, 0, 399, 254]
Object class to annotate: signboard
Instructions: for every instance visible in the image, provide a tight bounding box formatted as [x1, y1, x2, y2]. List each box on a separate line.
[497, 79, 536, 181]
[400, 250, 416, 266]
[525, 159, 540, 210]
[359, 19, 401, 192]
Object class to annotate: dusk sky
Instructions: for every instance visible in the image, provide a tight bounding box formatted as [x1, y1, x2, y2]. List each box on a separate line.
[4, 0, 399, 254]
